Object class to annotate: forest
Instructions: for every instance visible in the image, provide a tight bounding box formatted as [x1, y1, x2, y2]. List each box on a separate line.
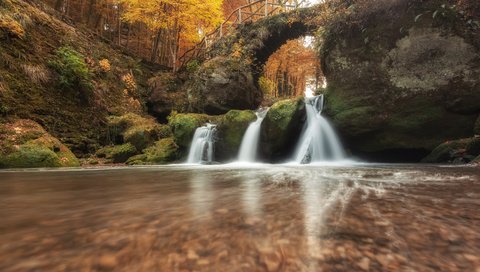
[0, 0, 480, 271]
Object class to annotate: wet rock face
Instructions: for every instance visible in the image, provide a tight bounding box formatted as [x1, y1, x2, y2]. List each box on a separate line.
[186, 57, 263, 115]
[321, 3, 480, 162]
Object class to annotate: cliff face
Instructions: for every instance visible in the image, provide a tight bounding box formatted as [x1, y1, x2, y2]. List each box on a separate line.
[320, 0, 480, 162]
[0, 0, 156, 157]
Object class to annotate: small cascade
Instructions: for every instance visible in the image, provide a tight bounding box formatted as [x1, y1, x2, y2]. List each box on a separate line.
[187, 123, 217, 164]
[295, 95, 345, 164]
[238, 108, 269, 162]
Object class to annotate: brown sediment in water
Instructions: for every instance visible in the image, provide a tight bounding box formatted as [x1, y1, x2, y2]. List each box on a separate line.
[0, 165, 479, 271]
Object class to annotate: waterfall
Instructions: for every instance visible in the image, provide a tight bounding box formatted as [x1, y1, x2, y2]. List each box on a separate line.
[238, 108, 269, 162]
[187, 123, 217, 164]
[294, 95, 345, 164]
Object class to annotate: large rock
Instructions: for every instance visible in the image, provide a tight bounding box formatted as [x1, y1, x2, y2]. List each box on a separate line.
[126, 138, 179, 165]
[260, 98, 305, 162]
[422, 137, 480, 163]
[147, 73, 188, 122]
[0, 119, 80, 168]
[96, 143, 137, 163]
[321, 1, 480, 162]
[186, 57, 263, 115]
[216, 110, 256, 161]
[106, 113, 170, 151]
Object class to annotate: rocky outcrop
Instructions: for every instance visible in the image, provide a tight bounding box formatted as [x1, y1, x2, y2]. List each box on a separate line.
[186, 57, 262, 115]
[0, 119, 80, 168]
[147, 73, 188, 122]
[321, 1, 480, 162]
[260, 98, 305, 162]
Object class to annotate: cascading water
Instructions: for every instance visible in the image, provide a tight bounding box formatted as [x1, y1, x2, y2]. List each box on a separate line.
[237, 108, 269, 162]
[294, 95, 345, 164]
[187, 123, 217, 164]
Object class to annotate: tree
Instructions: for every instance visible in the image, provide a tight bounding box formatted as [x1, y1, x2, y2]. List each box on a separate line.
[120, 0, 223, 71]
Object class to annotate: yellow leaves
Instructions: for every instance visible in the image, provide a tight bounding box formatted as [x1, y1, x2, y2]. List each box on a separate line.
[99, 59, 111, 72]
[120, 0, 223, 44]
[0, 14, 25, 39]
[122, 72, 137, 96]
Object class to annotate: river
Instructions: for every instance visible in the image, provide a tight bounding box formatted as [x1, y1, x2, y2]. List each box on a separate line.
[0, 164, 479, 271]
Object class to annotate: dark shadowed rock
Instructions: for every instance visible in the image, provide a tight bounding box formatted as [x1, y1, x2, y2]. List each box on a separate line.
[186, 57, 262, 115]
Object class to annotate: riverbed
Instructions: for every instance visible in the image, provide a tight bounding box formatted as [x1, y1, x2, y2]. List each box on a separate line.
[0, 164, 479, 271]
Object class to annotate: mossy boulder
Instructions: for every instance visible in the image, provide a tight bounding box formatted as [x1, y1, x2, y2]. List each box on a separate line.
[168, 112, 217, 151]
[126, 138, 179, 165]
[260, 98, 305, 161]
[216, 110, 256, 161]
[422, 137, 480, 163]
[0, 119, 80, 168]
[321, 1, 480, 162]
[106, 113, 170, 151]
[96, 143, 137, 163]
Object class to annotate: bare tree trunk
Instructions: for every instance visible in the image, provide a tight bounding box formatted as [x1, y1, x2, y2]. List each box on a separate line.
[55, 0, 65, 12]
[151, 29, 162, 63]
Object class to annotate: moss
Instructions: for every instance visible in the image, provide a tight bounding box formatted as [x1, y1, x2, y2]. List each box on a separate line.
[422, 137, 478, 163]
[106, 113, 169, 150]
[168, 113, 215, 149]
[475, 115, 480, 135]
[260, 97, 305, 160]
[466, 137, 480, 156]
[96, 143, 137, 163]
[126, 138, 179, 165]
[48, 46, 94, 94]
[216, 110, 256, 160]
[265, 98, 304, 131]
[0, 145, 59, 168]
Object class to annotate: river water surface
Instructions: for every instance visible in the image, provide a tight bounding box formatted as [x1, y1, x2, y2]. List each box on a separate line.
[0, 164, 479, 271]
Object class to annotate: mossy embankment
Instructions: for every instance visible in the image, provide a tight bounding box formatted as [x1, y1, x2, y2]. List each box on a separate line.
[0, 0, 159, 160]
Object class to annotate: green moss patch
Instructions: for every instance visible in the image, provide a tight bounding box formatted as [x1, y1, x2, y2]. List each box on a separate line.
[126, 138, 179, 165]
[0, 119, 80, 168]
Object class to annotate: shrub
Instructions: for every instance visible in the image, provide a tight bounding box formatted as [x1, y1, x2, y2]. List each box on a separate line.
[48, 47, 93, 93]
[186, 59, 200, 73]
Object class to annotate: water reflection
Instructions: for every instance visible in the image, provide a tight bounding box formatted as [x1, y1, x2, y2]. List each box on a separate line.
[0, 165, 478, 271]
[241, 172, 263, 218]
[189, 171, 214, 221]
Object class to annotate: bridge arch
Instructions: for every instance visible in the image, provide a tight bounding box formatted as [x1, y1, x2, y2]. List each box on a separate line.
[185, 7, 322, 114]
